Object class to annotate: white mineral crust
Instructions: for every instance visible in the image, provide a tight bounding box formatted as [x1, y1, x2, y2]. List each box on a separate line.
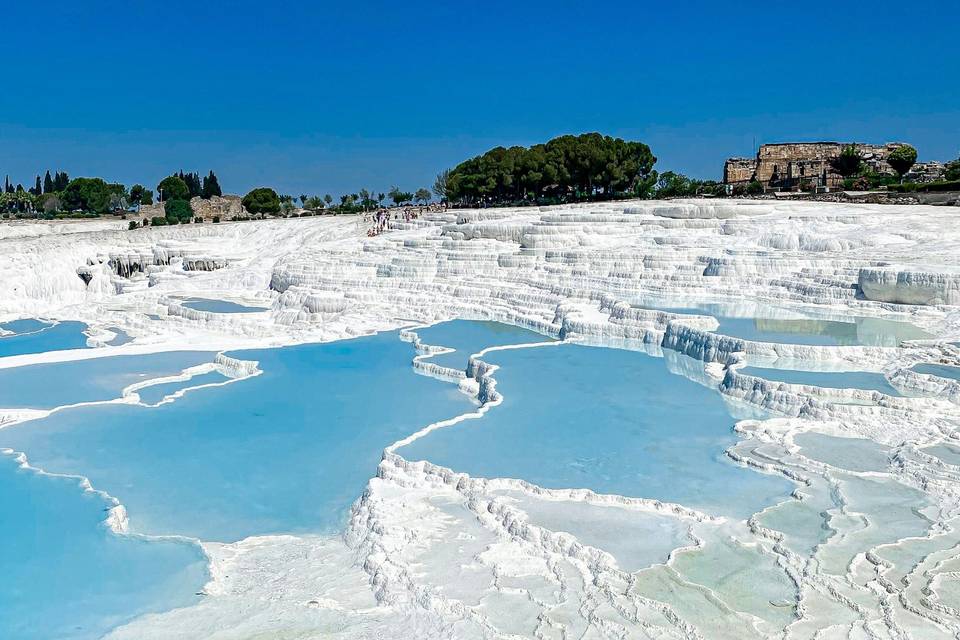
[2, 199, 960, 639]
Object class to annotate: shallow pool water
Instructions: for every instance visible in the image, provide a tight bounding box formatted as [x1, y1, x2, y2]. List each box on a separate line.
[106, 327, 134, 346]
[912, 362, 960, 382]
[0, 320, 90, 357]
[498, 489, 690, 571]
[180, 298, 268, 313]
[0, 455, 207, 640]
[632, 296, 931, 347]
[925, 443, 960, 466]
[0, 332, 474, 541]
[135, 370, 230, 405]
[399, 343, 794, 519]
[739, 366, 903, 396]
[0, 352, 214, 409]
[793, 432, 891, 472]
[414, 320, 552, 371]
[0, 318, 50, 335]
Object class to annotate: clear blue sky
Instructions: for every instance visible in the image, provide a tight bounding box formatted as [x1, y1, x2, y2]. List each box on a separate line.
[1, 0, 957, 196]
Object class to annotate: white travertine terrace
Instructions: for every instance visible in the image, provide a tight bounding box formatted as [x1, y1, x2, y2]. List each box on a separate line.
[2, 198, 960, 638]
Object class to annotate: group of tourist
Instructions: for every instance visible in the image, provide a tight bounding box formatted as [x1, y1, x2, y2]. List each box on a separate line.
[365, 203, 447, 237]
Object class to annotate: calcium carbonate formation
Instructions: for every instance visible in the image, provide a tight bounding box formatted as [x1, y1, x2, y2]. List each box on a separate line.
[2, 199, 960, 639]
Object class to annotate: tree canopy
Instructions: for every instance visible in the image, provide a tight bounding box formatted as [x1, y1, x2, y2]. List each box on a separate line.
[414, 188, 431, 204]
[443, 133, 656, 206]
[61, 177, 114, 213]
[157, 175, 190, 201]
[887, 145, 917, 178]
[242, 187, 280, 214]
[201, 171, 222, 198]
[946, 158, 960, 182]
[164, 198, 194, 224]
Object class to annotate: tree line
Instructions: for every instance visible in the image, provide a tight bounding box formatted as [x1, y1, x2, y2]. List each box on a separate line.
[434, 133, 657, 206]
[0, 169, 224, 219]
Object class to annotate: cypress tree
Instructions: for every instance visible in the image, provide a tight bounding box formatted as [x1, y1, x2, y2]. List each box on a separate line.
[30, 176, 41, 195]
[43, 170, 53, 193]
[202, 170, 222, 198]
[4, 176, 11, 193]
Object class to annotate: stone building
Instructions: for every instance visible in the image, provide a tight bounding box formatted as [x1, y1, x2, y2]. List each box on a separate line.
[137, 195, 246, 220]
[723, 142, 911, 190]
[904, 161, 946, 184]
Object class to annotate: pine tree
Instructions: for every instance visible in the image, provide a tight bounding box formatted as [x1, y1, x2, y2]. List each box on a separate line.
[43, 170, 54, 193]
[30, 176, 41, 195]
[4, 176, 11, 193]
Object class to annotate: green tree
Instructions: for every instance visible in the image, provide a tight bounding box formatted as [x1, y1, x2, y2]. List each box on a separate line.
[242, 187, 281, 215]
[29, 176, 42, 196]
[129, 184, 153, 207]
[414, 188, 431, 204]
[157, 175, 190, 202]
[177, 171, 202, 198]
[201, 171, 222, 198]
[443, 133, 655, 206]
[164, 198, 194, 223]
[43, 170, 54, 194]
[830, 145, 863, 178]
[304, 195, 324, 210]
[53, 171, 69, 191]
[61, 177, 113, 213]
[280, 194, 296, 215]
[388, 186, 413, 205]
[324, 194, 333, 206]
[945, 158, 960, 181]
[887, 145, 917, 181]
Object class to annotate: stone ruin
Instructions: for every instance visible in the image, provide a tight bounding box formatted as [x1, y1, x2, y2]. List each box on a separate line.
[723, 141, 923, 190]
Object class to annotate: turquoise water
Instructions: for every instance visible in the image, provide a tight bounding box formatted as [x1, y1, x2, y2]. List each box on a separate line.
[0, 319, 50, 335]
[400, 343, 794, 519]
[739, 366, 903, 396]
[181, 298, 268, 313]
[0, 332, 474, 542]
[415, 320, 552, 371]
[912, 363, 960, 381]
[135, 371, 230, 405]
[0, 352, 213, 409]
[0, 455, 207, 640]
[632, 297, 930, 347]
[0, 320, 90, 357]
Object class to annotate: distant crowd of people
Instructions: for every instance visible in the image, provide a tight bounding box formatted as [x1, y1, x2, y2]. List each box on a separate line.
[366, 203, 447, 237]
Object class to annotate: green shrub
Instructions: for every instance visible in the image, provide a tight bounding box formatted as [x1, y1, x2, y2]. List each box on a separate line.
[150, 216, 168, 226]
[212, 215, 221, 223]
[887, 180, 960, 193]
[164, 198, 194, 223]
[128, 220, 139, 230]
[242, 187, 280, 215]
[945, 159, 960, 181]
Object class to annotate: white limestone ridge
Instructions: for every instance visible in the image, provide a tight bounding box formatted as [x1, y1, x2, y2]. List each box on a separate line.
[3, 199, 960, 639]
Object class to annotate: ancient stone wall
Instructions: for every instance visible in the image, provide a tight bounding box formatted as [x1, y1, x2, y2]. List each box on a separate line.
[132, 195, 246, 220]
[723, 157, 757, 184]
[724, 141, 910, 189]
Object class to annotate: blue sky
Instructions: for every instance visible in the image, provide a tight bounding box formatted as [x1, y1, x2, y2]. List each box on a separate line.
[1, 0, 957, 196]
